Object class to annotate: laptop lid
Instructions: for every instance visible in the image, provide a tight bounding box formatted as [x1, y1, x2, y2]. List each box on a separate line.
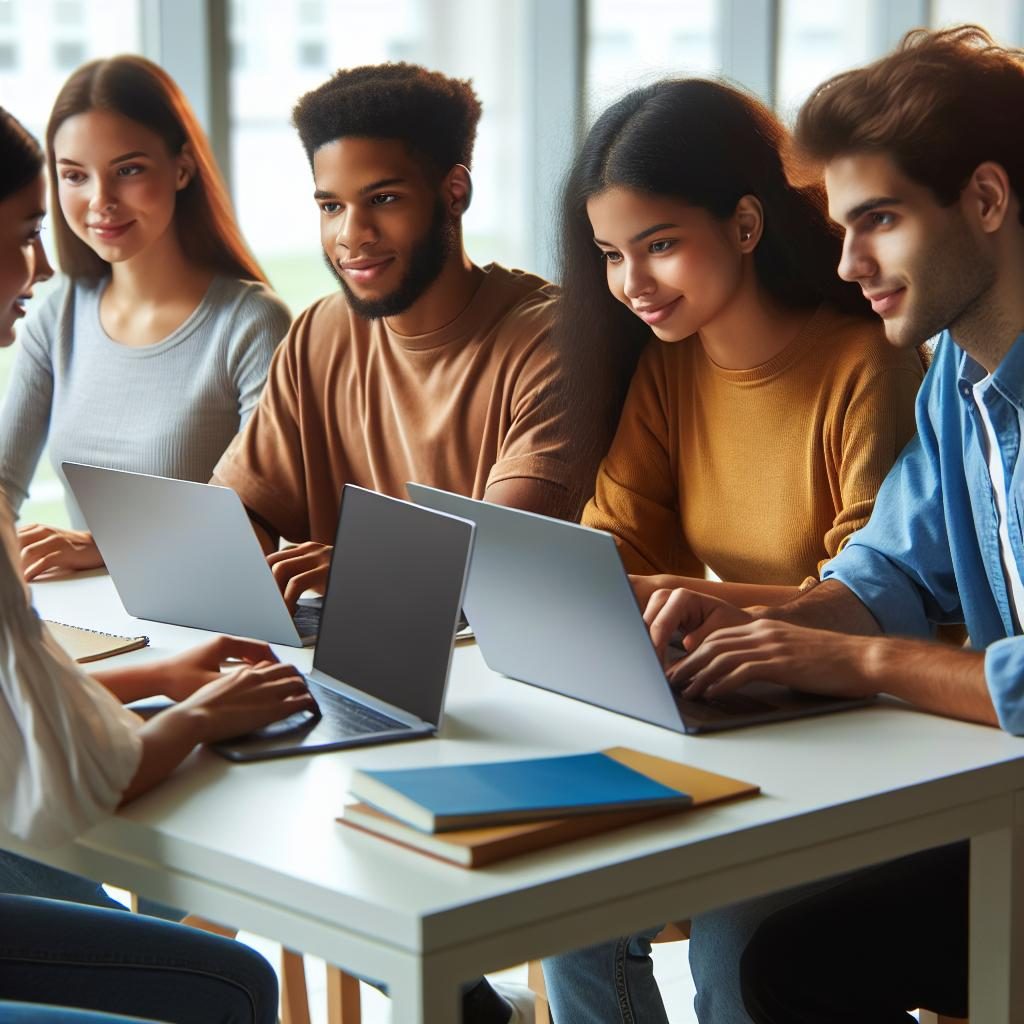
[311, 485, 474, 728]
[62, 463, 303, 646]
[407, 484, 873, 734]
[406, 483, 684, 731]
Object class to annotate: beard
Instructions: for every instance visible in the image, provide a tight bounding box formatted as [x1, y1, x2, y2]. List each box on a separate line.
[322, 199, 456, 320]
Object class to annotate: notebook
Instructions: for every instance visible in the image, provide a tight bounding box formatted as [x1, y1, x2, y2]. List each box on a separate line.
[407, 484, 874, 734]
[349, 749, 694, 832]
[339, 747, 760, 867]
[44, 620, 149, 663]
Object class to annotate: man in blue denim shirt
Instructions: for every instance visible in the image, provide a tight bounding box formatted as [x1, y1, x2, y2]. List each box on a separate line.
[637, 25, 1024, 1024]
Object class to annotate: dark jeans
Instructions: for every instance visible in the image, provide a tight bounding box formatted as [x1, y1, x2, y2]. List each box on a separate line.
[739, 842, 969, 1023]
[0, 894, 278, 1023]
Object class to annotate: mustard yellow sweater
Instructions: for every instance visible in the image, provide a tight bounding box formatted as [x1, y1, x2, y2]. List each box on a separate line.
[583, 306, 924, 585]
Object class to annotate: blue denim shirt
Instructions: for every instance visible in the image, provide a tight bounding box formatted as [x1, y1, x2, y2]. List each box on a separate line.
[822, 330, 1024, 734]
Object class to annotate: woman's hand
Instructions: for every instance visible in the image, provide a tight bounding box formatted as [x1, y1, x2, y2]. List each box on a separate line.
[151, 635, 284, 703]
[629, 573, 687, 609]
[266, 541, 332, 613]
[18, 524, 104, 580]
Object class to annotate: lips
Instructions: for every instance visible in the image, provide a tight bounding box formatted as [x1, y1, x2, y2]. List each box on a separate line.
[339, 255, 395, 285]
[633, 296, 682, 326]
[864, 288, 906, 317]
[88, 220, 136, 241]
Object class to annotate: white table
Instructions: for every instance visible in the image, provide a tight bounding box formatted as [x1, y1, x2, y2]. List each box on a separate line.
[15, 571, 1024, 1023]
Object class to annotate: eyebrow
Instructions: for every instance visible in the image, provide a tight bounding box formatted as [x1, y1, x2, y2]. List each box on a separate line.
[313, 177, 407, 201]
[842, 197, 903, 224]
[56, 150, 150, 167]
[593, 222, 679, 247]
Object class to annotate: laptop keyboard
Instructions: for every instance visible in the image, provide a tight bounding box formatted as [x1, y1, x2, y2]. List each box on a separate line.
[674, 691, 779, 722]
[292, 602, 321, 638]
[305, 678, 410, 737]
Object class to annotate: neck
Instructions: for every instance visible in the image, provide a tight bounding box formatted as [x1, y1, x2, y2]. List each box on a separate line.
[385, 245, 480, 336]
[697, 261, 810, 370]
[106, 226, 212, 307]
[949, 256, 1024, 375]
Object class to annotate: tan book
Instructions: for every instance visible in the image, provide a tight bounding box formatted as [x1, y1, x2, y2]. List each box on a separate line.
[44, 620, 149, 664]
[338, 747, 759, 868]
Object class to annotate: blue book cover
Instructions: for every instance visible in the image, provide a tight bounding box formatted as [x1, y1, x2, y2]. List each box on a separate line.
[350, 750, 692, 832]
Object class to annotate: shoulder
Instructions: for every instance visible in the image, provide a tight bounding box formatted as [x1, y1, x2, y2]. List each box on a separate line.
[210, 277, 292, 332]
[815, 306, 924, 383]
[478, 263, 558, 338]
[272, 290, 355, 367]
[20, 276, 87, 353]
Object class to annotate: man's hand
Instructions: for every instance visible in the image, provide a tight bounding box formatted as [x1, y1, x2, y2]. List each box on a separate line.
[266, 541, 332, 613]
[668, 619, 877, 701]
[642, 586, 754, 660]
[19, 524, 104, 580]
[629, 574, 687, 610]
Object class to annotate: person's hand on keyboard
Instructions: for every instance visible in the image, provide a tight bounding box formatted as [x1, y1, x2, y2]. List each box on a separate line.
[148, 635, 283, 702]
[266, 541, 332, 613]
[18, 524, 104, 580]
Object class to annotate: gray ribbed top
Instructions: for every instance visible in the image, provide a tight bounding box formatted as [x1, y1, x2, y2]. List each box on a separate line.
[0, 275, 291, 527]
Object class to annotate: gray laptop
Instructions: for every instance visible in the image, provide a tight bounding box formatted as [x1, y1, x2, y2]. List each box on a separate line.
[407, 484, 872, 734]
[211, 485, 474, 760]
[64, 463, 320, 647]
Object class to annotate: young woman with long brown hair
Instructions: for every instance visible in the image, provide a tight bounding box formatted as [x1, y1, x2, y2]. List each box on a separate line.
[542, 77, 926, 1024]
[0, 55, 290, 580]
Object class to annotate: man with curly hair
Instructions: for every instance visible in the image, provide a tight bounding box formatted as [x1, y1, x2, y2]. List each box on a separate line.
[214, 64, 612, 624]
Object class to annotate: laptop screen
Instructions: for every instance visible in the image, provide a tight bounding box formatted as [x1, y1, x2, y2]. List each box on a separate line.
[312, 486, 473, 726]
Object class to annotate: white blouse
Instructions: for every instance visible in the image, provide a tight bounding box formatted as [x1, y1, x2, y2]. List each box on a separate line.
[0, 496, 141, 847]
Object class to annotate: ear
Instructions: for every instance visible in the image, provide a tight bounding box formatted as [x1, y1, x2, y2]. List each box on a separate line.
[965, 161, 1012, 234]
[443, 163, 473, 217]
[733, 194, 764, 253]
[176, 143, 198, 192]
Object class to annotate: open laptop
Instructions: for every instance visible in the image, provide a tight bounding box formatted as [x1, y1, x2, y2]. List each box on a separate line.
[210, 484, 474, 761]
[64, 463, 321, 647]
[407, 484, 873, 734]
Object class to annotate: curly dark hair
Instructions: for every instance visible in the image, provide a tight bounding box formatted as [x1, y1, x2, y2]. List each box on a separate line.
[0, 106, 43, 202]
[292, 62, 482, 176]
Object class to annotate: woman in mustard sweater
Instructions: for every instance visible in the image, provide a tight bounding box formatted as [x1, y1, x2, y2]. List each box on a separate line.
[543, 79, 924, 1023]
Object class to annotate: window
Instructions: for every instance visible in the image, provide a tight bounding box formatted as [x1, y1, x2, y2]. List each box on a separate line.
[0, 40, 15, 68]
[585, 0, 718, 121]
[296, 38, 325, 68]
[932, 0, 1020, 40]
[53, 38, 87, 69]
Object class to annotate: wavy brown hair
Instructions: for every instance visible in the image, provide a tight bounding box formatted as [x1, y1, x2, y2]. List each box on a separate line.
[796, 25, 1024, 223]
[46, 55, 266, 281]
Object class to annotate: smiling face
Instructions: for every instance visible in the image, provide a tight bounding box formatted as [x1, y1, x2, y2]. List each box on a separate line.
[0, 172, 53, 346]
[586, 186, 745, 342]
[313, 136, 456, 320]
[52, 108, 191, 266]
[826, 152, 995, 348]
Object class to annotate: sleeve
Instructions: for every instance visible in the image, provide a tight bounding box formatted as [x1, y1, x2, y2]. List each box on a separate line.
[225, 286, 292, 429]
[211, 307, 311, 542]
[0, 522, 141, 847]
[581, 347, 700, 576]
[984, 638, 1024, 735]
[823, 368, 963, 637]
[820, 363, 922, 570]
[0, 294, 60, 512]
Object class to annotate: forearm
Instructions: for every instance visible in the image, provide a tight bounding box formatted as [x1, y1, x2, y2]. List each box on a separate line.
[91, 663, 172, 703]
[753, 579, 882, 635]
[666, 575, 800, 608]
[119, 705, 206, 804]
[862, 636, 996, 726]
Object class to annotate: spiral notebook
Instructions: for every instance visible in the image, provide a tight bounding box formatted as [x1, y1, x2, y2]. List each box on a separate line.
[44, 620, 149, 664]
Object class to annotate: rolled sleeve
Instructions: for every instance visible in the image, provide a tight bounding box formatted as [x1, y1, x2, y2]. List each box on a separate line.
[985, 637, 1024, 735]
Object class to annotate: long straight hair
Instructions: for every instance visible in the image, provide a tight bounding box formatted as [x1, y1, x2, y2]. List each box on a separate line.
[557, 78, 877, 421]
[46, 55, 266, 282]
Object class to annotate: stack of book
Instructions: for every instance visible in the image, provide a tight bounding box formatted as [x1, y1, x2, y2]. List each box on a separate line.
[338, 746, 758, 868]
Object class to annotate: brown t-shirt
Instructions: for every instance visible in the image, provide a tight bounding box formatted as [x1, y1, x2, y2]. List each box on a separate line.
[213, 264, 590, 543]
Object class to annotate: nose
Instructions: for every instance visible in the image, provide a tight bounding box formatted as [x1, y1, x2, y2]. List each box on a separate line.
[333, 207, 378, 252]
[837, 231, 875, 283]
[622, 258, 656, 301]
[30, 236, 54, 288]
[87, 177, 117, 214]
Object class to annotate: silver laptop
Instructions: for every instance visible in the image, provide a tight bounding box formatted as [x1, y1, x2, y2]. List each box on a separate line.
[211, 485, 474, 761]
[407, 484, 872, 734]
[64, 463, 323, 647]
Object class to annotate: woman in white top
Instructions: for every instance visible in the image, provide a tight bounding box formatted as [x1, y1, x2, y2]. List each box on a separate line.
[0, 105, 313, 1024]
[0, 54, 291, 579]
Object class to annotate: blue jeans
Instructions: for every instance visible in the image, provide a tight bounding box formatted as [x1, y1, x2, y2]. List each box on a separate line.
[0, 894, 277, 1023]
[0, 849, 184, 921]
[542, 923, 668, 1024]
